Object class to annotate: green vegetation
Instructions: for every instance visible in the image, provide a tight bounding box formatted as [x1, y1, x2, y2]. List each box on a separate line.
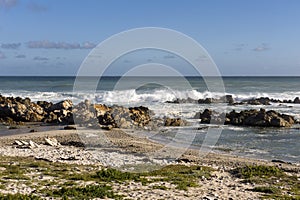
[0, 193, 40, 200]
[0, 156, 213, 199]
[146, 165, 212, 190]
[1, 155, 298, 199]
[94, 168, 142, 182]
[251, 186, 280, 194]
[152, 185, 169, 190]
[232, 165, 283, 180]
[231, 165, 300, 199]
[46, 185, 122, 200]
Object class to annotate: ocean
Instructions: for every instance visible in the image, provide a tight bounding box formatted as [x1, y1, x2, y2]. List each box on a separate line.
[0, 76, 299, 163]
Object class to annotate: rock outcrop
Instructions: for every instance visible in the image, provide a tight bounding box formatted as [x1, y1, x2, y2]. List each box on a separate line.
[225, 109, 295, 127]
[164, 117, 188, 126]
[194, 108, 295, 127]
[166, 95, 234, 105]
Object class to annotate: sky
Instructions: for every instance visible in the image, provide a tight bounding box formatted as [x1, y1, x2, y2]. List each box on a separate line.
[0, 0, 300, 76]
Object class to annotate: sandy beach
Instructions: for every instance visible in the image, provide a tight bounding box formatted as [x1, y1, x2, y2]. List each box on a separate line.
[0, 127, 299, 199]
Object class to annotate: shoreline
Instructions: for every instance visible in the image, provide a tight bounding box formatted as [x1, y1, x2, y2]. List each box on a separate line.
[0, 127, 299, 170]
[0, 128, 299, 199]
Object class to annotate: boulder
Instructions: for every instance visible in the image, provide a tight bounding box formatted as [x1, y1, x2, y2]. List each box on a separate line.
[48, 100, 73, 111]
[226, 108, 295, 127]
[294, 97, 300, 104]
[164, 117, 187, 126]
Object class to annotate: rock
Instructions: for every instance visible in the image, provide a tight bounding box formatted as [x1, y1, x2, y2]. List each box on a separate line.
[194, 109, 225, 124]
[45, 137, 60, 146]
[129, 106, 152, 126]
[14, 140, 23, 146]
[29, 140, 40, 148]
[294, 97, 300, 104]
[164, 117, 187, 126]
[243, 97, 271, 105]
[226, 108, 295, 127]
[13, 140, 39, 148]
[64, 125, 77, 130]
[48, 100, 73, 111]
[166, 95, 234, 104]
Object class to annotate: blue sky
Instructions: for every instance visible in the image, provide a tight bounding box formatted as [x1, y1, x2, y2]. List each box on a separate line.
[0, 0, 300, 76]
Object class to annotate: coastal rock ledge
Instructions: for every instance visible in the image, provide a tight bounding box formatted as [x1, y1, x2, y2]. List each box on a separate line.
[195, 108, 295, 127]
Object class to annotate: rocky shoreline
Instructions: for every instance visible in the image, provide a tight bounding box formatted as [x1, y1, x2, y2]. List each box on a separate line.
[0, 94, 300, 199]
[0, 94, 298, 129]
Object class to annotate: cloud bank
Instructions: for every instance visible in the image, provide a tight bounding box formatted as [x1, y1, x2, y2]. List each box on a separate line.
[0, 0, 18, 9]
[26, 40, 96, 49]
[1, 43, 21, 49]
[33, 56, 49, 61]
[27, 2, 48, 12]
[0, 51, 6, 59]
[253, 43, 270, 52]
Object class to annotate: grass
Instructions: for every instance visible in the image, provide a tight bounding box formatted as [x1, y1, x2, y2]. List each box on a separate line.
[0, 156, 213, 198]
[2, 155, 298, 199]
[231, 165, 300, 199]
[251, 186, 280, 194]
[145, 165, 212, 190]
[0, 193, 40, 200]
[46, 184, 122, 200]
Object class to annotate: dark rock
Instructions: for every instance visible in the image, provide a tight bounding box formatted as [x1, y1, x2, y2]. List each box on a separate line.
[64, 125, 77, 130]
[194, 109, 225, 124]
[164, 117, 187, 126]
[48, 100, 73, 112]
[244, 97, 271, 105]
[294, 97, 300, 104]
[226, 109, 295, 127]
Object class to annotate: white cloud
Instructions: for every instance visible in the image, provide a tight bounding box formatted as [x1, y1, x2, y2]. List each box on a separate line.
[0, 51, 6, 59]
[33, 56, 49, 61]
[1, 42, 21, 49]
[253, 43, 270, 52]
[0, 0, 18, 9]
[27, 1, 48, 12]
[234, 43, 247, 51]
[15, 54, 26, 58]
[26, 40, 96, 50]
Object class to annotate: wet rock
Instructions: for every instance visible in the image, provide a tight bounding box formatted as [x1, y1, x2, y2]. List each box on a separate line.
[164, 117, 188, 126]
[226, 108, 295, 127]
[64, 125, 77, 130]
[294, 97, 300, 104]
[48, 100, 73, 111]
[194, 109, 226, 124]
[240, 97, 271, 105]
[129, 106, 152, 127]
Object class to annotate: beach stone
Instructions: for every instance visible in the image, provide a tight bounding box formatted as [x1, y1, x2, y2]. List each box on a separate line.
[48, 100, 73, 111]
[45, 137, 60, 146]
[164, 117, 187, 126]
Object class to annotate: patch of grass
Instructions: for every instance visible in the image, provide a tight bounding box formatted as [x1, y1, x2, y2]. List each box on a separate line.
[94, 168, 142, 182]
[0, 164, 29, 180]
[251, 186, 280, 194]
[46, 184, 122, 200]
[0, 193, 40, 200]
[231, 165, 283, 179]
[146, 165, 212, 190]
[231, 165, 300, 199]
